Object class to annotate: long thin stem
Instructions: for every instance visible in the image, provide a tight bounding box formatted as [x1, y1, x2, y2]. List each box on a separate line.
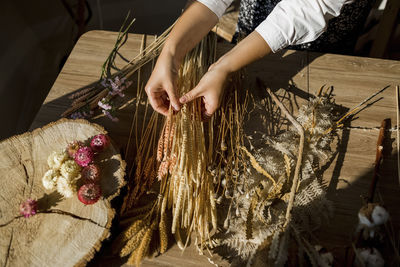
[265, 87, 304, 227]
[396, 85, 400, 185]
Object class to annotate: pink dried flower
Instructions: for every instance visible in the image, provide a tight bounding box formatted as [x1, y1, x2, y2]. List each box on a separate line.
[98, 98, 112, 110]
[74, 146, 94, 167]
[77, 183, 102, 205]
[102, 110, 119, 122]
[66, 141, 83, 158]
[20, 199, 37, 218]
[82, 164, 101, 183]
[90, 134, 109, 152]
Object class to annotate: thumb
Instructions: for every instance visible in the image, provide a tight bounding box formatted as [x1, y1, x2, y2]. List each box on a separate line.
[179, 85, 203, 104]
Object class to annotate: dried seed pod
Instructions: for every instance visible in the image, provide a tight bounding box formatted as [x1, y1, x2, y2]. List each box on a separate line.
[163, 115, 172, 158]
[172, 176, 184, 233]
[246, 197, 257, 240]
[143, 157, 154, 180]
[156, 125, 165, 162]
[120, 225, 147, 257]
[131, 221, 156, 266]
[112, 219, 145, 254]
[157, 160, 169, 180]
[168, 121, 176, 153]
[159, 212, 168, 253]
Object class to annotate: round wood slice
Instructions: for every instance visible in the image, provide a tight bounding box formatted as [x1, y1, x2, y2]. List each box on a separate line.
[0, 119, 126, 267]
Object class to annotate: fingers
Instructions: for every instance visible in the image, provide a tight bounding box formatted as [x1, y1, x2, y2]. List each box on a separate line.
[145, 85, 169, 116]
[200, 101, 213, 121]
[179, 85, 202, 105]
[164, 83, 181, 112]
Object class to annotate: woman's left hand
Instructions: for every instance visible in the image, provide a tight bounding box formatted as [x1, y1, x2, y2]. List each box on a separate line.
[179, 62, 230, 118]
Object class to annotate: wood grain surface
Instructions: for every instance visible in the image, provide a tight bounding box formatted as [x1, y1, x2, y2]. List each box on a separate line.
[30, 31, 400, 266]
[0, 119, 125, 267]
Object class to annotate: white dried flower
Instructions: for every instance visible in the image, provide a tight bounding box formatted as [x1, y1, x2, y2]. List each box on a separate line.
[56, 176, 75, 198]
[371, 205, 389, 226]
[357, 247, 384, 267]
[358, 204, 389, 228]
[358, 212, 374, 228]
[47, 151, 69, 170]
[60, 159, 81, 180]
[42, 169, 59, 190]
[315, 245, 334, 267]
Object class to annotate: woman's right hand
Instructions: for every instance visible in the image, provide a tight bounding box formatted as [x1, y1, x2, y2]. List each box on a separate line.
[145, 51, 181, 116]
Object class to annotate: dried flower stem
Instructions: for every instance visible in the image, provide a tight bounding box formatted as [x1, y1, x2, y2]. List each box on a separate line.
[397, 85, 400, 185]
[265, 87, 304, 227]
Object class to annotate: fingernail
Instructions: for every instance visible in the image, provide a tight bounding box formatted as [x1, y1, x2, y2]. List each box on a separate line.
[172, 103, 180, 111]
[180, 96, 187, 103]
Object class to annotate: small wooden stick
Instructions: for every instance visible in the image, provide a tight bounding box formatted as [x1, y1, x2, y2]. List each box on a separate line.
[396, 85, 400, 185]
[368, 118, 391, 202]
[265, 87, 304, 227]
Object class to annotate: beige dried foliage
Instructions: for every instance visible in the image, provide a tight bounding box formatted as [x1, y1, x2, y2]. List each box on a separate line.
[241, 146, 276, 186]
[246, 197, 257, 240]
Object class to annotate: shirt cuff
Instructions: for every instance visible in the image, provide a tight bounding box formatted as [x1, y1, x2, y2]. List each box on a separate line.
[196, 0, 233, 18]
[255, 18, 288, 53]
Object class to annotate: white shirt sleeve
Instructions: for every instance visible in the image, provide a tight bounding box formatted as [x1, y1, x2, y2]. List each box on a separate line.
[255, 0, 348, 52]
[196, 0, 234, 18]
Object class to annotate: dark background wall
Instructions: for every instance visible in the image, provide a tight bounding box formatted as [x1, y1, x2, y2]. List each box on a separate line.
[0, 0, 186, 140]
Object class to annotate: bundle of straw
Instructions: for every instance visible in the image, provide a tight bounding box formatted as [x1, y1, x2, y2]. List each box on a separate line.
[114, 31, 249, 265]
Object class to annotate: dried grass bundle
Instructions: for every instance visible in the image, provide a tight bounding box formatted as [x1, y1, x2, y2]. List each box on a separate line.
[114, 32, 248, 265]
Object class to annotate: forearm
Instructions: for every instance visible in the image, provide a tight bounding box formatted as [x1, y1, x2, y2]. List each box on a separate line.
[162, 1, 219, 64]
[213, 31, 271, 74]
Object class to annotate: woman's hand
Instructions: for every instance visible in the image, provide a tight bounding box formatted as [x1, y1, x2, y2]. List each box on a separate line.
[144, 0, 271, 117]
[179, 62, 230, 118]
[179, 31, 272, 117]
[144, 1, 219, 116]
[145, 52, 181, 116]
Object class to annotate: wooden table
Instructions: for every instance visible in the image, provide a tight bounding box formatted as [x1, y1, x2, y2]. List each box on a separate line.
[31, 30, 400, 266]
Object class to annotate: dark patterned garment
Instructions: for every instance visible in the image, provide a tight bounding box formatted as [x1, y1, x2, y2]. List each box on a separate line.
[234, 0, 376, 54]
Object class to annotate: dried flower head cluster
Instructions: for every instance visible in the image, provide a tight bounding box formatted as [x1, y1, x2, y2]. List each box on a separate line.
[43, 150, 81, 198]
[42, 134, 109, 204]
